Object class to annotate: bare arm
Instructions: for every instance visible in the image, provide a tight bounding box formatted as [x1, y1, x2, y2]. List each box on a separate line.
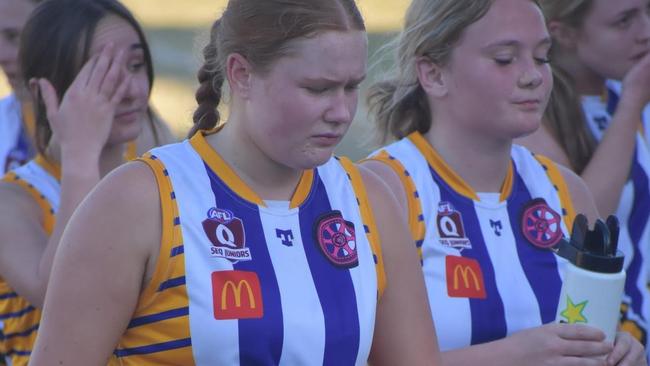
[360, 159, 410, 218]
[522, 54, 650, 217]
[361, 166, 441, 366]
[28, 161, 161, 366]
[515, 125, 573, 169]
[558, 163, 601, 224]
[0, 46, 133, 307]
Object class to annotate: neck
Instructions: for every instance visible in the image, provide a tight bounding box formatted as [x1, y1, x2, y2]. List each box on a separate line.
[554, 51, 605, 95]
[425, 116, 512, 193]
[207, 114, 303, 201]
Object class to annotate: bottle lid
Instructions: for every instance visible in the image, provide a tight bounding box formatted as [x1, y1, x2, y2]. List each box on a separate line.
[556, 215, 624, 273]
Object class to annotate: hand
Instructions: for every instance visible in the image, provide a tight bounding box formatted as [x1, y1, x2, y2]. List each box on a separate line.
[34, 43, 132, 160]
[509, 323, 613, 366]
[620, 52, 650, 110]
[606, 331, 646, 366]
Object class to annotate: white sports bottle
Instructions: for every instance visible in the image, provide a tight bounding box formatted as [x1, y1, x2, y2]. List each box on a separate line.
[555, 215, 625, 342]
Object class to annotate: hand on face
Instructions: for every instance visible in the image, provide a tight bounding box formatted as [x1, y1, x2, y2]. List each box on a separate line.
[34, 43, 132, 158]
[621, 51, 650, 109]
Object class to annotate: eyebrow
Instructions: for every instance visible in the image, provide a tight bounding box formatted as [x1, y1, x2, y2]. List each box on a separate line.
[302, 74, 367, 85]
[130, 43, 144, 51]
[482, 37, 552, 50]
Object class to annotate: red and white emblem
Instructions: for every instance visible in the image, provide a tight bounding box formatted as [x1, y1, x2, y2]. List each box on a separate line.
[203, 207, 252, 262]
[521, 198, 563, 249]
[314, 211, 358, 268]
[436, 202, 472, 250]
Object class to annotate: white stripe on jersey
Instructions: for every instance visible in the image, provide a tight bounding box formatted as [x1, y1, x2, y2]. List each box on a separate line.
[258, 208, 326, 365]
[372, 139, 570, 351]
[12, 160, 60, 211]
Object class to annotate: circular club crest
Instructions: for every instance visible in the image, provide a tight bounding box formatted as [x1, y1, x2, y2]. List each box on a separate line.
[314, 211, 358, 268]
[521, 199, 563, 249]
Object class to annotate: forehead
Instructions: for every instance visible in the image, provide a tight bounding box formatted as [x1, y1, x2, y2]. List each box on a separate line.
[0, 0, 34, 29]
[89, 14, 142, 55]
[270, 30, 368, 81]
[458, 0, 548, 48]
[586, 0, 650, 21]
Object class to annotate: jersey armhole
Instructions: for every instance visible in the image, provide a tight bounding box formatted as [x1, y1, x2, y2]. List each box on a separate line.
[339, 157, 387, 298]
[2, 172, 55, 235]
[135, 154, 184, 306]
[363, 151, 425, 264]
[534, 154, 576, 234]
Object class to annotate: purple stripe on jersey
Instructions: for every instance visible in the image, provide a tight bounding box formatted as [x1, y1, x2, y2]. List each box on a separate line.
[157, 276, 186, 292]
[507, 166, 562, 324]
[170, 245, 184, 257]
[5, 349, 31, 356]
[204, 164, 284, 365]
[300, 172, 361, 365]
[0, 323, 38, 340]
[0, 292, 17, 300]
[432, 167, 507, 345]
[626, 149, 649, 319]
[127, 307, 189, 329]
[0, 305, 35, 320]
[114, 338, 192, 357]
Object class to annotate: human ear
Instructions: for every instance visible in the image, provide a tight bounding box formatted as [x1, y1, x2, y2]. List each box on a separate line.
[226, 53, 253, 99]
[548, 20, 578, 49]
[416, 56, 447, 98]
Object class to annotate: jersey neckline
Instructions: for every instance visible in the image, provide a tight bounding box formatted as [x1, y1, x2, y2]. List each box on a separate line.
[190, 129, 315, 209]
[407, 131, 514, 202]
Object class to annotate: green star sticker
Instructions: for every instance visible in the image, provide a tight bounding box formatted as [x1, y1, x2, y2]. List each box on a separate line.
[560, 296, 588, 324]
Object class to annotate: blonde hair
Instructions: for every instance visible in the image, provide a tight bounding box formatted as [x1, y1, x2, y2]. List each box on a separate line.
[543, 66, 596, 173]
[539, 0, 597, 173]
[367, 0, 492, 142]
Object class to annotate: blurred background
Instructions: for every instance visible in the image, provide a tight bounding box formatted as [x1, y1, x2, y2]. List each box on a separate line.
[0, 0, 410, 160]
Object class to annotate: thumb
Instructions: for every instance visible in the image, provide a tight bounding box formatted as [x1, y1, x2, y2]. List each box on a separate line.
[37, 78, 60, 119]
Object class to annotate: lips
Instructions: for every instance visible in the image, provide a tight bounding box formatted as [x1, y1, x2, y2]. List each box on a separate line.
[311, 133, 343, 146]
[512, 99, 542, 111]
[115, 107, 144, 122]
[631, 51, 649, 62]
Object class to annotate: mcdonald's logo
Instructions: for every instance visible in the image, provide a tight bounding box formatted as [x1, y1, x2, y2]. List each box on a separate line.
[212, 270, 263, 319]
[445, 256, 486, 299]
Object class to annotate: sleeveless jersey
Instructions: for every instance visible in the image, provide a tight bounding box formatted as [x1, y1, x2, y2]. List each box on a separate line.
[0, 157, 60, 365]
[369, 132, 576, 351]
[111, 131, 385, 365]
[0, 94, 35, 175]
[581, 84, 650, 348]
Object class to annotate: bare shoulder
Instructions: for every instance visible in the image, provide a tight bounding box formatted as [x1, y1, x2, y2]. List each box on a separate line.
[0, 179, 42, 218]
[359, 159, 404, 197]
[357, 164, 398, 211]
[71, 160, 162, 255]
[556, 163, 600, 223]
[91, 161, 159, 206]
[359, 159, 409, 215]
[516, 125, 572, 168]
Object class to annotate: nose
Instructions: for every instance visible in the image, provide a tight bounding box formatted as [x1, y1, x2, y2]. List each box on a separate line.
[637, 11, 650, 45]
[517, 62, 544, 89]
[119, 72, 149, 104]
[324, 89, 354, 125]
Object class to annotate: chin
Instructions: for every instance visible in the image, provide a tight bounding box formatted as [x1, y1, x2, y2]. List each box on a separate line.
[510, 117, 542, 139]
[108, 120, 144, 146]
[295, 152, 334, 170]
